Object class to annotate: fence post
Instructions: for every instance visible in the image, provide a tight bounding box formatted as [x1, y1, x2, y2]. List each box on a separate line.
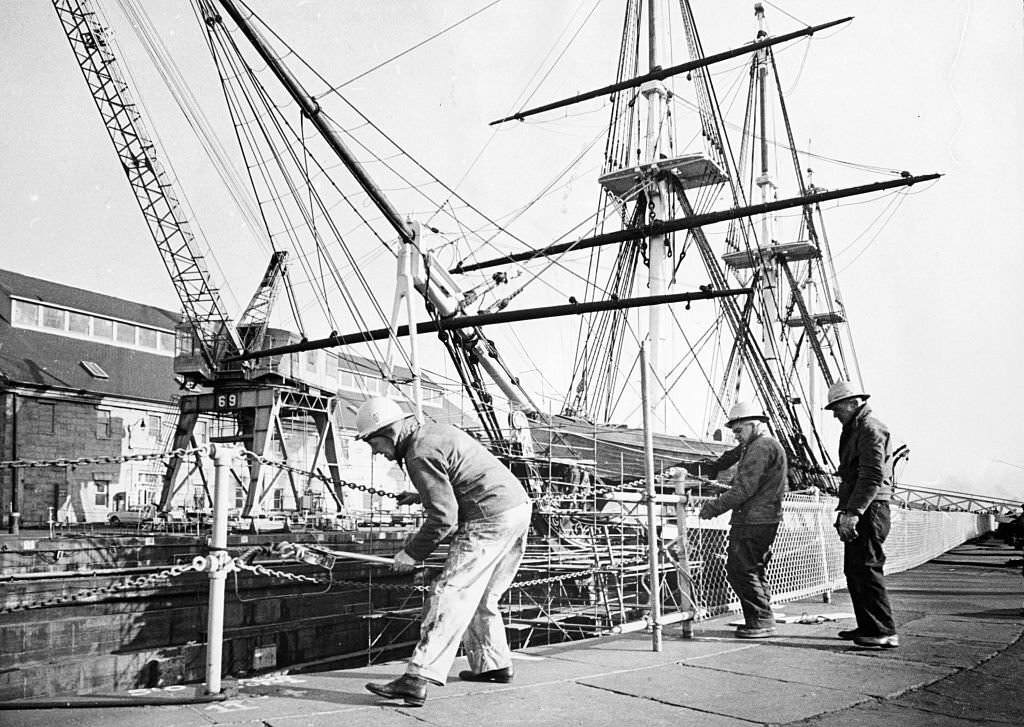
[815, 489, 832, 602]
[674, 473, 694, 638]
[205, 443, 235, 695]
[640, 346, 662, 651]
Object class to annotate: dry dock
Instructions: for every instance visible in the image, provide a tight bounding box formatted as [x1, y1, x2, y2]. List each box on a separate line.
[1, 539, 1021, 726]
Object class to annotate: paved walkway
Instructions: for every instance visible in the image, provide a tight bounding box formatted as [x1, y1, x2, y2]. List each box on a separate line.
[2, 539, 1021, 726]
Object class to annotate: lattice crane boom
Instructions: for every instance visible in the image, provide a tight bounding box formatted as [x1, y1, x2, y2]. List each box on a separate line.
[52, 0, 244, 386]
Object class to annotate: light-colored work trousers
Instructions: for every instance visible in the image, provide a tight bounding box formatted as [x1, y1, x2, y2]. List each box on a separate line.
[406, 501, 532, 685]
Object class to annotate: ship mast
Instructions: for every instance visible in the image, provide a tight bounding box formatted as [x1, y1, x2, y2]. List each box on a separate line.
[753, 3, 782, 383]
[643, 0, 670, 432]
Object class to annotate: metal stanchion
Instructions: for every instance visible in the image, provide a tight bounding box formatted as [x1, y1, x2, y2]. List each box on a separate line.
[205, 443, 235, 695]
[674, 474, 695, 638]
[640, 345, 662, 651]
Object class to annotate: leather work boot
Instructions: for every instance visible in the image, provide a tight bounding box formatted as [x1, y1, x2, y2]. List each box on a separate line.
[853, 634, 900, 649]
[365, 674, 429, 706]
[458, 666, 514, 683]
[735, 625, 776, 639]
[837, 628, 862, 640]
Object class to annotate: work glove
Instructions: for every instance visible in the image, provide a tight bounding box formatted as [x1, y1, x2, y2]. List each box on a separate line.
[698, 502, 718, 520]
[394, 491, 421, 507]
[391, 549, 418, 573]
[835, 512, 859, 543]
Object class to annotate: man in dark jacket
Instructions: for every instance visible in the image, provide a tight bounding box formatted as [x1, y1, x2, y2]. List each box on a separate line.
[356, 397, 532, 706]
[683, 401, 787, 638]
[825, 381, 899, 648]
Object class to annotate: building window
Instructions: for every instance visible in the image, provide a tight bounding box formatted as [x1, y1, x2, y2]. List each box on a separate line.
[115, 322, 136, 345]
[272, 489, 284, 510]
[96, 410, 111, 439]
[137, 327, 158, 349]
[195, 420, 208, 444]
[13, 300, 40, 326]
[81, 360, 110, 379]
[147, 414, 162, 437]
[37, 402, 56, 433]
[42, 305, 65, 330]
[68, 311, 91, 335]
[339, 436, 351, 464]
[93, 317, 114, 340]
[10, 298, 175, 356]
[94, 480, 110, 507]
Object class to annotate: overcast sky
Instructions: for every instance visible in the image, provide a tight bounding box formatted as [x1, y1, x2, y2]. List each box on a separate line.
[2, 1, 1022, 499]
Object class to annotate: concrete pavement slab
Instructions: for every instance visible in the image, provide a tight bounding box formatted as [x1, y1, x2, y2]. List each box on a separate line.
[685, 639, 953, 698]
[0, 705, 223, 727]
[899, 615, 1024, 644]
[579, 661, 869, 723]
[394, 680, 753, 727]
[892, 636, 1024, 725]
[788, 701, 996, 727]
[527, 629, 761, 668]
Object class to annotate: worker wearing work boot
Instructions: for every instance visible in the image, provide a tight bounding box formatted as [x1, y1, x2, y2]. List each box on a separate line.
[826, 381, 899, 649]
[357, 397, 532, 706]
[683, 401, 787, 639]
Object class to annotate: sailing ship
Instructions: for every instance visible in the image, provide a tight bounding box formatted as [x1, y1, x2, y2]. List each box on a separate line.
[50, 0, 937, 502]
[2, 0, 946, 699]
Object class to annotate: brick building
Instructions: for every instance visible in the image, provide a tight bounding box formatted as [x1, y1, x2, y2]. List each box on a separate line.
[0, 268, 180, 526]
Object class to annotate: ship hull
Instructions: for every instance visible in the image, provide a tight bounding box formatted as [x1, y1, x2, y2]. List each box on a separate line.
[530, 415, 731, 486]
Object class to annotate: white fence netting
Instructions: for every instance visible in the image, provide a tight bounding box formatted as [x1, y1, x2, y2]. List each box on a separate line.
[682, 492, 993, 616]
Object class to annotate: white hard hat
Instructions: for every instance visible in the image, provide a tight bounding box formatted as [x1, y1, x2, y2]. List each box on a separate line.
[824, 380, 870, 410]
[725, 401, 768, 428]
[354, 397, 408, 440]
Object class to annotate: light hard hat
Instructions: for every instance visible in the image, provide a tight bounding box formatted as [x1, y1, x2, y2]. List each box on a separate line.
[354, 397, 408, 440]
[824, 380, 870, 410]
[725, 401, 768, 428]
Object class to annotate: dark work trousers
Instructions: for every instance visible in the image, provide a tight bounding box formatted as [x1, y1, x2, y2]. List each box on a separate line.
[844, 500, 896, 636]
[725, 523, 779, 628]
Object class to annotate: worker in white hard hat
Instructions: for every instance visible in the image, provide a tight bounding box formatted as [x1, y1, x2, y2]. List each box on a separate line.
[680, 401, 787, 639]
[357, 397, 532, 707]
[824, 380, 898, 649]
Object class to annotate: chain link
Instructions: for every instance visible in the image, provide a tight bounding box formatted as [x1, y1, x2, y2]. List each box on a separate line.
[0, 447, 205, 470]
[234, 560, 431, 591]
[3, 547, 650, 614]
[1, 561, 201, 614]
[241, 449, 397, 499]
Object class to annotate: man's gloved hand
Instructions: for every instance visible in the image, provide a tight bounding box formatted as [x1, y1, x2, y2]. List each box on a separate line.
[394, 491, 421, 507]
[835, 512, 859, 543]
[698, 502, 718, 520]
[391, 550, 418, 573]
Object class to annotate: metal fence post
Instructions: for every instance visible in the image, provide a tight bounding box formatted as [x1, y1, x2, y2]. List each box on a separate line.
[640, 345, 662, 651]
[206, 443, 234, 695]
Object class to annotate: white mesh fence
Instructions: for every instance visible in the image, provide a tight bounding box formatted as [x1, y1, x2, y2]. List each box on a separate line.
[509, 489, 995, 638]
[679, 491, 994, 618]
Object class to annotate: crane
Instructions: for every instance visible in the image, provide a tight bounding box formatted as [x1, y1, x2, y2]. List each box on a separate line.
[52, 0, 349, 517]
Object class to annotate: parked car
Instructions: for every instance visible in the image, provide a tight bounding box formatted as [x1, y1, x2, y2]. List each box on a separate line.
[107, 505, 157, 526]
[228, 511, 291, 533]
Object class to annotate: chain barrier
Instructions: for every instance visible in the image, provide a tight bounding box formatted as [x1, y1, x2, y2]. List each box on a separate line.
[0, 447, 206, 470]
[240, 449, 398, 499]
[0, 443, 704, 504]
[1, 561, 200, 614]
